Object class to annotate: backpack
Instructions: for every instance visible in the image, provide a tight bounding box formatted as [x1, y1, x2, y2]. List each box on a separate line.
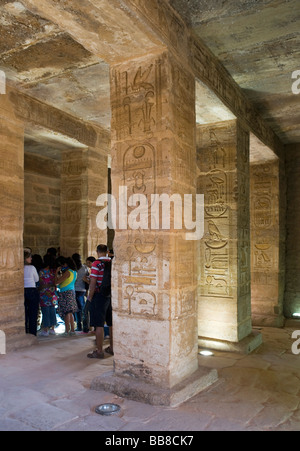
[96, 259, 111, 297]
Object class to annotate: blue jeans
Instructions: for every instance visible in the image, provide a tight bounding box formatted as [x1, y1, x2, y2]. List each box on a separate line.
[75, 291, 86, 331]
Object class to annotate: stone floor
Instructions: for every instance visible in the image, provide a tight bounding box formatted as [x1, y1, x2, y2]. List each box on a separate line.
[0, 324, 300, 431]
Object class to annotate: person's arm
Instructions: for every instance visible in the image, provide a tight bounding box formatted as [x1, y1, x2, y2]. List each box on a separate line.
[55, 267, 70, 286]
[82, 265, 90, 284]
[38, 272, 45, 291]
[88, 262, 99, 300]
[88, 276, 97, 301]
[33, 266, 39, 284]
[82, 275, 90, 284]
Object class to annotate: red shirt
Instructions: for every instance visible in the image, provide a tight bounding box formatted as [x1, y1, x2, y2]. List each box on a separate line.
[90, 257, 111, 291]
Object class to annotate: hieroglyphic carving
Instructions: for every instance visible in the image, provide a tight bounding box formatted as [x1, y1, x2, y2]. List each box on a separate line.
[65, 183, 82, 202]
[112, 54, 197, 325]
[251, 162, 277, 287]
[0, 238, 22, 271]
[171, 59, 196, 188]
[237, 126, 250, 297]
[197, 122, 253, 341]
[113, 59, 162, 140]
[198, 122, 250, 300]
[118, 232, 161, 319]
[173, 239, 196, 317]
[113, 57, 164, 319]
[199, 126, 231, 299]
[123, 143, 156, 196]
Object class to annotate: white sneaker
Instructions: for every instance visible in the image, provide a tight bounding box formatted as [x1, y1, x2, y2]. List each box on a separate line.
[49, 330, 56, 335]
[39, 330, 49, 337]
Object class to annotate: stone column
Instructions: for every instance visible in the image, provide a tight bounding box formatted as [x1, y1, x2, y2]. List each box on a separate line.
[0, 88, 35, 350]
[197, 120, 262, 353]
[86, 146, 110, 257]
[60, 146, 108, 258]
[60, 148, 87, 257]
[24, 153, 61, 256]
[250, 159, 284, 327]
[91, 51, 217, 406]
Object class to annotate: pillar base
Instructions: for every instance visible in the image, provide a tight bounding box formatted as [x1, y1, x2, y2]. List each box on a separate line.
[198, 329, 262, 355]
[252, 314, 285, 328]
[6, 333, 37, 353]
[91, 366, 218, 407]
[284, 318, 300, 328]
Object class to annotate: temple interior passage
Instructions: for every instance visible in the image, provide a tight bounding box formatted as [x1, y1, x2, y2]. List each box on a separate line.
[0, 0, 300, 430]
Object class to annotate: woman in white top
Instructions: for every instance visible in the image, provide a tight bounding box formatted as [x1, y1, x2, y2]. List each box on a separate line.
[24, 250, 40, 336]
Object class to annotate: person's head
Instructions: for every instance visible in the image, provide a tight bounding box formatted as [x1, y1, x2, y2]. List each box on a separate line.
[56, 256, 77, 271]
[24, 250, 32, 265]
[47, 247, 57, 257]
[86, 256, 96, 268]
[66, 257, 77, 271]
[56, 256, 67, 268]
[96, 244, 108, 257]
[43, 254, 56, 270]
[72, 253, 82, 269]
[32, 254, 43, 271]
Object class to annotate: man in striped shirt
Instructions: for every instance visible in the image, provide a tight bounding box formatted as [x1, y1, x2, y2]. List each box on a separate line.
[87, 244, 113, 359]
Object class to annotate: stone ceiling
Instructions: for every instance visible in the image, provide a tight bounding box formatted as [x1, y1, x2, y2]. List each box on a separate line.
[0, 0, 111, 132]
[0, 0, 299, 156]
[169, 0, 300, 144]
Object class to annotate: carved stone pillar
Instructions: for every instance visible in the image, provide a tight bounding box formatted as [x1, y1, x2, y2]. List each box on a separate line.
[0, 89, 35, 350]
[60, 146, 108, 258]
[250, 159, 284, 327]
[60, 148, 87, 257]
[91, 51, 217, 405]
[285, 143, 300, 318]
[86, 147, 110, 257]
[197, 120, 262, 353]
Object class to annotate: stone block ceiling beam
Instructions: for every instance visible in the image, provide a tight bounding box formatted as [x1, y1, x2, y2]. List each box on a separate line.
[9, 89, 109, 148]
[125, 0, 284, 157]
[21, 0, 284, 158]
[20, 0, 164, 63]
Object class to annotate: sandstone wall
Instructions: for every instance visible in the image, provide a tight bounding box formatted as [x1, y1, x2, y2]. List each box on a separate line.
[24, 153, 61, 257]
